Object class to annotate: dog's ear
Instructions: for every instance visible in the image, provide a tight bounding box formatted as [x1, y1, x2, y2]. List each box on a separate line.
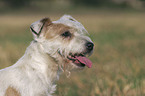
[30, 18, 52, 39]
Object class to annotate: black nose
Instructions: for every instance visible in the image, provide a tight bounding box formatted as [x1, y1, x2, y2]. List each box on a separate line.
[86, 42, 94, 51]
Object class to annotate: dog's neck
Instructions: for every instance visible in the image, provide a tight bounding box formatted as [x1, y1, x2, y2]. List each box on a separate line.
[14, 41, 60, 89]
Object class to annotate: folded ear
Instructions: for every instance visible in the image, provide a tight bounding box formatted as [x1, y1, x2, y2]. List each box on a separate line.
[30, 17, 52, 39]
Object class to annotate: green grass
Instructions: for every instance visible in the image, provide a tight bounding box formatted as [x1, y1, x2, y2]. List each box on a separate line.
[0, 12, 145, 96]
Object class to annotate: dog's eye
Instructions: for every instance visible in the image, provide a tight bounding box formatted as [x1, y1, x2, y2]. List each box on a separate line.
[61, 31, 71, 38]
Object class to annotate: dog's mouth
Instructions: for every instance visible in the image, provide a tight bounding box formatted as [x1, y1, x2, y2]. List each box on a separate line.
[67, 54, 92, 68]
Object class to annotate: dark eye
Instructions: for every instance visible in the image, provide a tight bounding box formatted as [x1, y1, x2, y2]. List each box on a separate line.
[61, 31, 71, 37]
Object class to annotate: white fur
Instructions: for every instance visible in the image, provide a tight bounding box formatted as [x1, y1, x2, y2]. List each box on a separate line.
[0, 41, 58, 96]
[0, 15, 93, 96]
[53, 15, 88, 35]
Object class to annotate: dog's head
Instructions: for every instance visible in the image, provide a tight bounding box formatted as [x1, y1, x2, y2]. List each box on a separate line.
[30, 15, 94, 71]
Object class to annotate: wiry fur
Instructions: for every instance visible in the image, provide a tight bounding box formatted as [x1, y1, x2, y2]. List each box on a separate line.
[0, 15, 93, 96]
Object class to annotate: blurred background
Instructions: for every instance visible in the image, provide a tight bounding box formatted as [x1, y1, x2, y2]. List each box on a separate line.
[0, 0, 145, 96]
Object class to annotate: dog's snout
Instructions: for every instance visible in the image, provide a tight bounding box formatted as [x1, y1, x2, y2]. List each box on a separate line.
[86, 42, 94, 51]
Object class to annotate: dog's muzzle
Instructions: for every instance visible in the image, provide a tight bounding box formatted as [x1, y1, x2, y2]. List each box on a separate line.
[57, 42, 94, 68]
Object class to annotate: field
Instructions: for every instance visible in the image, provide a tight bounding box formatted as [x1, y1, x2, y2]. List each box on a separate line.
[0, 12, 145, 96]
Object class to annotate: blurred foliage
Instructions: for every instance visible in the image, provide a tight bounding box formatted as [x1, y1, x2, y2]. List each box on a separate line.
[2, 0, 31, 8]
[0, 0, 145, 9]
[72, 0, 114, 7]
[72, 0, 145, 9]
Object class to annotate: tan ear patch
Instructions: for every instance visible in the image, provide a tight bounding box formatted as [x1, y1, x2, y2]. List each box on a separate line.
[5, 86, 20, 96]
[45, 23, 73, 39]
[40, 17, 52, 26]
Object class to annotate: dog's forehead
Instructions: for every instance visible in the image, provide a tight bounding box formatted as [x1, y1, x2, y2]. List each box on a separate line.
[52, 15, 88, 35]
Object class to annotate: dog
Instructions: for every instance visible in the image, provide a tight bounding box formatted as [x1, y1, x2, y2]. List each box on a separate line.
[0, 15, 94, 96]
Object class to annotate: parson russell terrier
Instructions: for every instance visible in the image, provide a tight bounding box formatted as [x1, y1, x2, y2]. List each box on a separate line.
[0, 15, 94, 96]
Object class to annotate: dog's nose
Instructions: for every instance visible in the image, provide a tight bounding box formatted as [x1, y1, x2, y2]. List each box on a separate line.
[86, 42, 94, 51]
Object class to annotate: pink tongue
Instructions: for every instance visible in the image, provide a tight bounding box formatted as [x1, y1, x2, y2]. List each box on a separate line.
[75, 56, 92, 68]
